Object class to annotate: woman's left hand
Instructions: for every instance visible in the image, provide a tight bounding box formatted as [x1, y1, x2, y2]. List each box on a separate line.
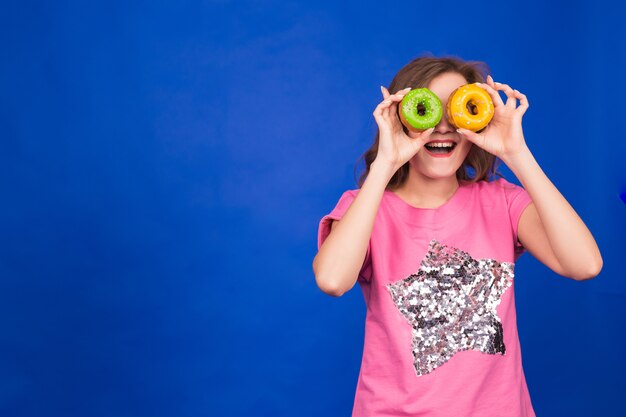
[456, 75, 529, 162]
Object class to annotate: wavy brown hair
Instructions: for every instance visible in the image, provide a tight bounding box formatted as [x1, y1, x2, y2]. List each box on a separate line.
[355, 55, 503, 189]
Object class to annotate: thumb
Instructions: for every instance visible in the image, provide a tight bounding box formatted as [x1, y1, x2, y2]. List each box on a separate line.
[456, 128, 482, 145]
[415, 127, 436, 148]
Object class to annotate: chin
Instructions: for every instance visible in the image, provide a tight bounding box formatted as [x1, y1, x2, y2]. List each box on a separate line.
[423, 170, 459, 180]
[411, 165, 459, 180]
[410, 159, 463, 180]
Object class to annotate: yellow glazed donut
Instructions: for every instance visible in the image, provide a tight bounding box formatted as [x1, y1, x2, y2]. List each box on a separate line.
[446, 84, 494, 132]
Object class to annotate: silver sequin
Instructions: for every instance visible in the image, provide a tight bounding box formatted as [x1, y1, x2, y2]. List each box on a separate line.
[386, 239, 514, 376]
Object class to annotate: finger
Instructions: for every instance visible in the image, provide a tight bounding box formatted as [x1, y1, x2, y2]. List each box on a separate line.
[475, 82, 505, 108]
[494, 82, 517, 110]
[385, 89, 411, 118]
[389, 90, 410, 101]
[418, 127, 435, 138]
[373, 98, 392, 119]
[456, 128, 485, 149]
[514, 89, 529, 116]
[388, 87, 411, 100]
[486, 75, 496, 89]
[373, 102, 391, 128]
[376, 88, 408, 114]
[422, 127, 436, 140]
[379, 96, 394, 119]
[373, 103, 383, 122]
[387, 101, 398, 120]
[380, 98, 392, 118]
[413, 128, 435, 146]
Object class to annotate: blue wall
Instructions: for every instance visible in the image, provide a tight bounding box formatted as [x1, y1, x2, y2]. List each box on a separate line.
[2, 1, 624, 416]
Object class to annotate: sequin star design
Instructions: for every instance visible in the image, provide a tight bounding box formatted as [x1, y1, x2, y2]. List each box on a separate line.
[386, 239, 514, 376]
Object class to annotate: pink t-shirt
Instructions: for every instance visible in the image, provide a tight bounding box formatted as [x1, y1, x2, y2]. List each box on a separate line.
[317, 178, 536, 417]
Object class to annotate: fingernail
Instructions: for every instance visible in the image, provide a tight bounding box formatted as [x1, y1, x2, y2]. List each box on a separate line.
[456, 128, 464, 134]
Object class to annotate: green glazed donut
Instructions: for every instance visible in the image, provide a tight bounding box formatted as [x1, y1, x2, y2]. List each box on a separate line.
[399, 88, 443, 132]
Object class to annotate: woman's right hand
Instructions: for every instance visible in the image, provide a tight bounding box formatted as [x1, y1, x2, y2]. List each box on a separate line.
[372, 86, 436, 172]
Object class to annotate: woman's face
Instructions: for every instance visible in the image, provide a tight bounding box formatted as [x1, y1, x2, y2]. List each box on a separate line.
[407, 71, 474, 180]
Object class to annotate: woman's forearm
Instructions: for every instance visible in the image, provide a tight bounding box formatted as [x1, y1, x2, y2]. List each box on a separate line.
[313, 160, 396, 296]
[503, 145, 603, 277]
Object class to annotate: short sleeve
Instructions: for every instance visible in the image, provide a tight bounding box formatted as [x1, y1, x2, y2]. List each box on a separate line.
[317, 190, 372, 282]
[498, 178, 533, 259]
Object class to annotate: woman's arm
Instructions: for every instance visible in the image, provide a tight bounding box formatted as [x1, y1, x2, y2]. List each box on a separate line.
[313, 86, 434, 296]
[456, 75, 602, 281]
[504, 148, 603, 280]
[313, 160, 394, 296]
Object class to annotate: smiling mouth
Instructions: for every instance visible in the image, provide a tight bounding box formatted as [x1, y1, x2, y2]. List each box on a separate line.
[424, 142, 457, 156]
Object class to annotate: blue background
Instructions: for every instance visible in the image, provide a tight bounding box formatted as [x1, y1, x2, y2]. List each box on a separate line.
[2, 1, 625, 416]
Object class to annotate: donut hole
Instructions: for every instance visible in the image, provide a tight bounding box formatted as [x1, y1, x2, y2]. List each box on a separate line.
[466, 100, 479, 115]
[416, 103, 427, 116]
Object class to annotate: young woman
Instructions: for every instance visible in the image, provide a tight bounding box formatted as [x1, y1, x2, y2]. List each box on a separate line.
[312, 56, 602, 417]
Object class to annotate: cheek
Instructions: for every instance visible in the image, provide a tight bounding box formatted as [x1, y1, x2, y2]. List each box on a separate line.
[458, 142, 474, 158]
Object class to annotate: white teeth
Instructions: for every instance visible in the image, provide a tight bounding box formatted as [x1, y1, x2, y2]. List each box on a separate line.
[426, 142, 455, 148]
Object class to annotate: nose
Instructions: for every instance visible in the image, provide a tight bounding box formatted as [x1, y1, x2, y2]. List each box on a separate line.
[434, 105, 455, 134]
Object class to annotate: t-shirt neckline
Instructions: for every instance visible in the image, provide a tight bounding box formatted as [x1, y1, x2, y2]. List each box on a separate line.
[383, 181, 473, 225]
